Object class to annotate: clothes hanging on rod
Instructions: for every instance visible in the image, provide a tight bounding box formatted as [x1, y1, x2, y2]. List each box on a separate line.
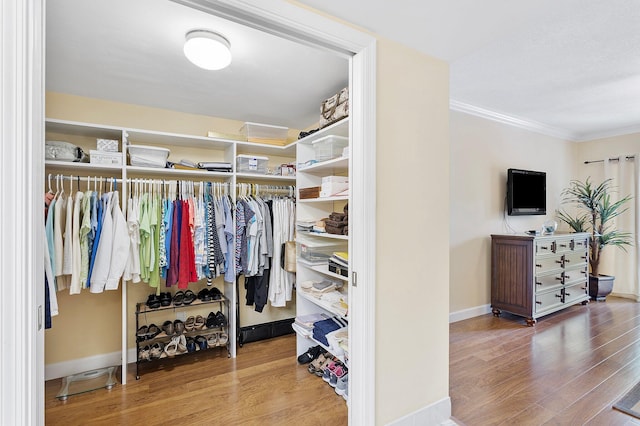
[235, 183, 296, 312]
[124, 179, 234, 292]
[44, 174, 129, 296]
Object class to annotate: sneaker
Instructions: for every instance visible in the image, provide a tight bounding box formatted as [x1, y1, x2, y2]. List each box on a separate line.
[322, 368, 332, 383]
[335, 374, 348, 396]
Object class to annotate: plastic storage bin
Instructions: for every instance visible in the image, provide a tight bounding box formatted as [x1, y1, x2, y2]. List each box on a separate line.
[128, 145, 170, 168]
[240, 122, 289, 143]
[297, 235, 347, 265]
[237, 154, 268, 174]
[90, 150, 122, 166]
[312, 135, 349, 161]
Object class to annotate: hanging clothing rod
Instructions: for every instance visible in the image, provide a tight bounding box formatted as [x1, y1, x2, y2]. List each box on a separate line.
[584, 155, 636, 164]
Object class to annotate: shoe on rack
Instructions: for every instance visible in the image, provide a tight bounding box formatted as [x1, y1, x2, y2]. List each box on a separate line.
[297, 345, 323, 364]
[174, 319, 185, 335]
[183, 289, 196, 305]
[308, 353, 328, 375]
[322, 367, 332, 383]
[146, 323, 161, 340]
[164, 338, 178, 358]
[186, 337, 196, 353]
[215, 311, 227, 327]
[177, 335, 187, 354]
[198, 288, 211, 302]
[206, 333, 218, 348]
[162, 320, 174, 336]
[146, 294, 160, 309]
[335, 374, 348, 397]
[149, 342, 165, 360]
[139, 345, 151, 361]
[195, 335, 208, 351]
[218, 332, 229, 346]
[136, 325, 148, 342]
[315, 356, 336, 377]
[173, 291, 185, 306]
[206, 312, 218, 329]
[185, 316, 195, 332]
[210, 287, 223, 300]
[194, 315, 205, 330]
[159, 292, 172, 307]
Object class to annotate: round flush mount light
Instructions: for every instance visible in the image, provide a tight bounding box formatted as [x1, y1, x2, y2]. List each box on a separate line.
[183, 30, 232, 70]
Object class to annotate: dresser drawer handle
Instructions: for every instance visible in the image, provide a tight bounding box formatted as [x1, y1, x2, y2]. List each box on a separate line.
[556, 260, 563, 264]
[560, 244, 567, 248]
[540, 246, 548, 250]
[564, 259, 571, 263]
[536, 281, 542, 286]
[536, 264, 542, 268]
[536, 301, 542, 305]
[565, 275, 570, 280]
[556, 277, 562, 281]
[565, 292, 571, 297]
[555, 294, 562, 298]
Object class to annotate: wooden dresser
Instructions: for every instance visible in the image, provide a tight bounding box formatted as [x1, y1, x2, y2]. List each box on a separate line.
[491, 232, 590, 326]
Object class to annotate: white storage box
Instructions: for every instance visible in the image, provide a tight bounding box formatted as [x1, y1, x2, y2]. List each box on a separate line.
[237, 154, 268, 174]
[128, 145, 170, 168]
[312, 135, 349, 162]
[90, 150, 122, 166]
[322, 175, 349, 184]
[96, 138, 119, 152]
[240, 122, 289, 143]
[320, 181, 349, 197]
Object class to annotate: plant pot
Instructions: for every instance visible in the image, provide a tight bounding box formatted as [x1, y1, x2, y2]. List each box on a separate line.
[589, 274, 615, 301]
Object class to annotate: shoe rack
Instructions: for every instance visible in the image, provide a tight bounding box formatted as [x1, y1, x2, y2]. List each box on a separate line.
[134, 289, 230, 380]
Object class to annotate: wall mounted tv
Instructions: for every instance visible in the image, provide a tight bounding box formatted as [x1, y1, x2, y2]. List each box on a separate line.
[507, 168, 546, 216]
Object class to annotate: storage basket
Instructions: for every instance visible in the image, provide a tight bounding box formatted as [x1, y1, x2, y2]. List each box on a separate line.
[236, 154, 268, 174]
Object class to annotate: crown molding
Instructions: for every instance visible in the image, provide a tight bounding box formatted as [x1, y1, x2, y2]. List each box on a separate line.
[450, 99, 578, 141]
[572, 124, 640, 142]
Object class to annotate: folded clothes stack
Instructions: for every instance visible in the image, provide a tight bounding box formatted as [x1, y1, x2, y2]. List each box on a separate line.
[326, 203, 348, 235]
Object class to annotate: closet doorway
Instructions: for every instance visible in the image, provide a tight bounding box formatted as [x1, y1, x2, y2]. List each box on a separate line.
[33, 0, 376, 423]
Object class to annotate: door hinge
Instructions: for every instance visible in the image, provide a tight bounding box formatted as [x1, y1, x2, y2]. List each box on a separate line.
[352, 271, 357, 287]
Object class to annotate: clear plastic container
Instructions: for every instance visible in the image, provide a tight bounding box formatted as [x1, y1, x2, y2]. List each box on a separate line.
[128, 145, 170, 168]
[237, 154, 268, 174]
[312, 135, 349, 162]
[297, 236, 347, 264]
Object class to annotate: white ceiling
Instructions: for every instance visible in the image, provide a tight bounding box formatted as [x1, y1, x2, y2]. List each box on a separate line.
[294, 0, 640, 142]
[45, 0, 348, 130]
[47, 0, 640, 142]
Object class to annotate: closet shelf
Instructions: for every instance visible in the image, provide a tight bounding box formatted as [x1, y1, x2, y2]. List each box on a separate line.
[45, 160, 121, 173]
[296, 118, 349, 145]
[236, 172, 296, 182]
[297, 156, 348, 174]
[297, 231, 348, 241]
[291, 323, 347, 365]
[126, 165, 233, 179]
[299, 195, 349, 203]
[298, 259, 349, 282]
[297, 287, 348, 319]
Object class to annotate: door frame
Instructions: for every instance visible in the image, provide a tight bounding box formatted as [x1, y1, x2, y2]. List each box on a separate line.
[2, 0, 376, 424]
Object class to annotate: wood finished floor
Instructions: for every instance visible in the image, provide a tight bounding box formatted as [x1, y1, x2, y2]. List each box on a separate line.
[45, 334, 347, 426]
[450, 296, 640, 426]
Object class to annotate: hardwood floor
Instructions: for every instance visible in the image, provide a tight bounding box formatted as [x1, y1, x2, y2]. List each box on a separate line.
[45, 335, 347, 425]
[450, 296, 640, 426]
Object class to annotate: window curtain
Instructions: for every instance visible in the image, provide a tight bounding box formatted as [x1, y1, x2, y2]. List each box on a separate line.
[601, 155, 640, 301]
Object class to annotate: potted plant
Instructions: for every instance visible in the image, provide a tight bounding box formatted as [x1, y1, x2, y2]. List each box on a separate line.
[557, 177, 633, 301]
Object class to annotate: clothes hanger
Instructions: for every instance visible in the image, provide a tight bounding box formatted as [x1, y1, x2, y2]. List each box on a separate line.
[47, 174, 53, 194]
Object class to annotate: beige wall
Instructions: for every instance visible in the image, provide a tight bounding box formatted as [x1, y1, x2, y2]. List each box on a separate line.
[376, 38, 450, 423]
[449, 111, 578, 313]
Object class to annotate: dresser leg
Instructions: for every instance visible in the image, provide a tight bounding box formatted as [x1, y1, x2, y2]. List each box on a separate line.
[492, 308, 501, 317]
[526, 318, 536, 327]
[582, 300, 589, 305]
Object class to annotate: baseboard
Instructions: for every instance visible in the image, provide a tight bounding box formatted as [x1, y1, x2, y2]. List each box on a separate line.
[386, 397, 452, 425]
[449, 304, 491, 323]
[45, 350, 123, 381]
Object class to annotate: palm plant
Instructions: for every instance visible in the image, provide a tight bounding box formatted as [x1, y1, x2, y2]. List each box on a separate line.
[557, 177, 633, 277]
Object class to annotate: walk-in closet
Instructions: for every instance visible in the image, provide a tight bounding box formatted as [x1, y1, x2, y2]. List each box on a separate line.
[43, 0, 366, 419]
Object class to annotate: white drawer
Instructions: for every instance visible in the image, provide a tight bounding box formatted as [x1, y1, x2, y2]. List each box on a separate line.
[535, 289, 564, 313]
[536, 240, 556, 255]
[563, 251, 588, 268]
[535, 271, 563, 292]
[572, 237, 588, 252]
[535, 254, 564, 273]
[563, 267, 588, 286]
[563, 282, 588, 305]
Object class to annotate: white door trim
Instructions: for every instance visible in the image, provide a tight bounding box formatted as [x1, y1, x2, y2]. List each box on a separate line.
[1, 0, 45, 424]
[173, 1, 377, 424]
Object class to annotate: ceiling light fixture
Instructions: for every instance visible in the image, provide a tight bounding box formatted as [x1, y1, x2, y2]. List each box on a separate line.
[183, 30, 232, 71]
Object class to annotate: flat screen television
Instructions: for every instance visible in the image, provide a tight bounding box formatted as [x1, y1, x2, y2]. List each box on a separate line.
[507, 168, 546, 216]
